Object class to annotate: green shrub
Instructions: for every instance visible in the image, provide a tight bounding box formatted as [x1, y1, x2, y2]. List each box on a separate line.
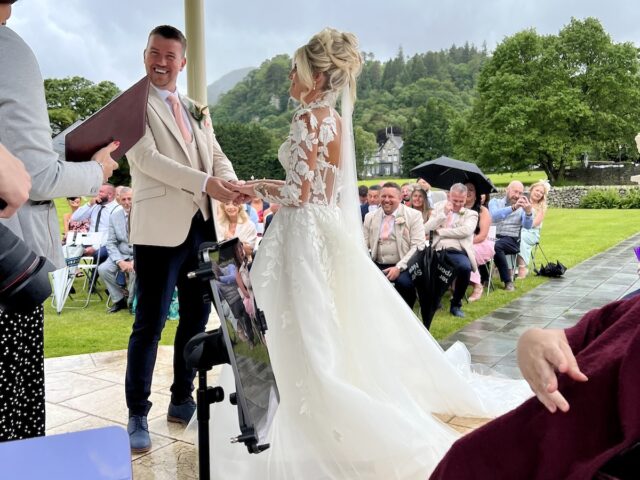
[579, 188, 640, 209]
[620, 188, 640, 209]
[579, 189, 621, 209]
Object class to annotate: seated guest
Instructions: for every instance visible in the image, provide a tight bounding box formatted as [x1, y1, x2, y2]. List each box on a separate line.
[243, 202, 259, 227]
[358, 184, 368, 205]
[97, 187, 134, 313]
[263, 202, 280, 234]
[70, 183, 119, 265]
[424, 183, 478, 318]
[430, 294, 640, 480]
[363, 182, 425, 310]
[360, 184, 381, 222]
[517, 180, 549, 278]
[218, 201, 258, 260]
[464, 182, 494, 301]
[410, 187, 432, 223]
[63, 196, 90, 236]
[400, 182, 413, 205]
[488, 181, 533, 291]
[417, 177, 433, 207]
[249, 196, 270, 223]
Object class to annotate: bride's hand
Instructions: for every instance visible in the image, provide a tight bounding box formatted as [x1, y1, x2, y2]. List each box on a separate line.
[231, 183, 256, 197]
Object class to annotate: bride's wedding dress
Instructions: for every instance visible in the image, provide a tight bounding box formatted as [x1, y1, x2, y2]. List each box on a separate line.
[207, 92, 530, 479]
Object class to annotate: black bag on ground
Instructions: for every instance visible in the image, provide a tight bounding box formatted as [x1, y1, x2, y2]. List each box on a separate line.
[533, 244, 566, 277]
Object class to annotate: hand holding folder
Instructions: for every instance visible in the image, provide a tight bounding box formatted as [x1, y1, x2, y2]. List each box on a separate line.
[64, 77, 150, 163]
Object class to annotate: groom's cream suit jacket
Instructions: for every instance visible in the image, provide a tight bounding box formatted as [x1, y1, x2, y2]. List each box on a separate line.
[363, 204, 426, 271]
[127, 87, 237, 247]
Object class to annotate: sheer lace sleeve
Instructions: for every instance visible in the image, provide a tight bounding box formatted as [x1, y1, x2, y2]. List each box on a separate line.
[253, 109, 322, 207]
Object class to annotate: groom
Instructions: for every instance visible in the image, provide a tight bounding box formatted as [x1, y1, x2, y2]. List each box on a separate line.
[125, 25, 242, 453]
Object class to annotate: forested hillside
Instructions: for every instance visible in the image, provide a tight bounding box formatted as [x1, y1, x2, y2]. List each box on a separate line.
[211, 44, 489, 177]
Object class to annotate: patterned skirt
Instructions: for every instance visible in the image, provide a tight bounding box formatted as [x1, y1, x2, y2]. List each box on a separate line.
[0, 304, 45, 441]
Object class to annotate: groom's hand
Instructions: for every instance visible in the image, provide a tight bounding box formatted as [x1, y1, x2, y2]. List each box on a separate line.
[206, 177, 241, 203]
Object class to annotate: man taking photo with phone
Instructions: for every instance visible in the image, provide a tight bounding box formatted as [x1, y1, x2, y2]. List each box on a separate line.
[488, 180, 534, 291]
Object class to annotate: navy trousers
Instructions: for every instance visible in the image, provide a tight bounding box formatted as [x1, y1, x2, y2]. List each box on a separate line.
[126, 212, 214, 416]
[375, 263, 416, 309]
[444, 249, 472, 308]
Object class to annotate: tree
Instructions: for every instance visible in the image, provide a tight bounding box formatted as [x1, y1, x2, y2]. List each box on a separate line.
[354, 126, 377, 177]
[402, 99, 455, 176]
[44, 77, 120, 134]
[459, 19, 640, 182]
[214, 122, 282, 180]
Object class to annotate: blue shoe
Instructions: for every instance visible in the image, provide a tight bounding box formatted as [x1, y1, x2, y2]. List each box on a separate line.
[449, 306, 465, 318]
[167, 398, 196, 425]
[127, 415, 151, 453]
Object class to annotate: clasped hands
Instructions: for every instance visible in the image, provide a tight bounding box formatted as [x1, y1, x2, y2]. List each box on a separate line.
[206, 177, 284, 203]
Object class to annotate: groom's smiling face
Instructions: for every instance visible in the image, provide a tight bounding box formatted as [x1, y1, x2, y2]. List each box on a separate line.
[144, 34, 186, 92]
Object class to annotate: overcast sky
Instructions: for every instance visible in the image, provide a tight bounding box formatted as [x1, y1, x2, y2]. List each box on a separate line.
[7, 0, 640, 91]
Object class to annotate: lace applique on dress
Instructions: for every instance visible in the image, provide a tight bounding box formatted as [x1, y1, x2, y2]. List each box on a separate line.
[254, 97, 339, 207]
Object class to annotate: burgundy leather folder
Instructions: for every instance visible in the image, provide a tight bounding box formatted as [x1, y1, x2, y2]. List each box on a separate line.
[64, 76, 150, 162]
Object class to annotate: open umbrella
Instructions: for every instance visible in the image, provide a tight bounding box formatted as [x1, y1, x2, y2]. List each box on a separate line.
[406, 234, 455, 330]
[411, 156, 497, 194]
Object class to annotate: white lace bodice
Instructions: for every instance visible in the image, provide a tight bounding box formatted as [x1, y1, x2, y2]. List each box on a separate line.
[254, 98, 339, 207]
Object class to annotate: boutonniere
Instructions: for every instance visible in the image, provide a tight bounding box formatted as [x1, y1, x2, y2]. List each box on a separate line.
[395, 216, 406, 225]
[188, 101, 211, 129]
[458, 208, 466, 216]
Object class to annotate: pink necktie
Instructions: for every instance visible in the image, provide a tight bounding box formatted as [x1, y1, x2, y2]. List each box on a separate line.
[380, 214, 394, 241]
[167, 94, 193, 143]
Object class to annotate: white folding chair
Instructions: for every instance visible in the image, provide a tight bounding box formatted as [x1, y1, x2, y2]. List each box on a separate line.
[61, 232, 105, 309]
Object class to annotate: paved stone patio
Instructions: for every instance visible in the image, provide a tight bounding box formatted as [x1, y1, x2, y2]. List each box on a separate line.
[42, 233, 640, 478]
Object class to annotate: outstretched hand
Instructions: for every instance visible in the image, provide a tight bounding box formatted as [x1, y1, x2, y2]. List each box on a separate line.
[230, 182, 256, 200]
[517, 328, 588, 413]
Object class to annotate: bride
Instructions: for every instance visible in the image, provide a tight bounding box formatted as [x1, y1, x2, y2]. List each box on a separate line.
[210, 28, 531, 479]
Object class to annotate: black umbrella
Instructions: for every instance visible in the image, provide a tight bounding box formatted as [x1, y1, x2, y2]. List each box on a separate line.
[410, 156, 497, 194]
[406, 235, 455, 330]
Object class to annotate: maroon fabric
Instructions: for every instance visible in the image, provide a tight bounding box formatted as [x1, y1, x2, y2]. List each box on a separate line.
[430, 295, 640, 480]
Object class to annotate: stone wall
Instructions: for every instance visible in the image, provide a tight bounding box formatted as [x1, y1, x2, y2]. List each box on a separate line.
[493, 186, 640, 208]
[564, 163, 640, 186]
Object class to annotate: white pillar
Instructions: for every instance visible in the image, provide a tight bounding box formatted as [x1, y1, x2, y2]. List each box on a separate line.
[184, 0, 207, 105]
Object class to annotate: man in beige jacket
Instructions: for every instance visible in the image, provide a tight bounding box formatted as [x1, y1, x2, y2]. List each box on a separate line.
[425, 183, 478, 318]
[124, 25, 241, 453]
[363, 182, 426, 310]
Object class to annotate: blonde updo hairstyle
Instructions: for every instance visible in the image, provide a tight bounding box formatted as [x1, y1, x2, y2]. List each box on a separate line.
[293, 27, 363, 105]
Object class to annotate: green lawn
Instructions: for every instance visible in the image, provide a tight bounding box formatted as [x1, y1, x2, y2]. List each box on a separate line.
[359, 170, 546, 189]
[45, 197, 178, 358]
[45, 201, 640, 358]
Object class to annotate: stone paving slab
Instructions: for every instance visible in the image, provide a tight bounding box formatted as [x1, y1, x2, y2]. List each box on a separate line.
[441, 232, 640, 377]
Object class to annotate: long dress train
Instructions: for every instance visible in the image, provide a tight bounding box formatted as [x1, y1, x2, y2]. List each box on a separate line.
[206, 93, 531, 479]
